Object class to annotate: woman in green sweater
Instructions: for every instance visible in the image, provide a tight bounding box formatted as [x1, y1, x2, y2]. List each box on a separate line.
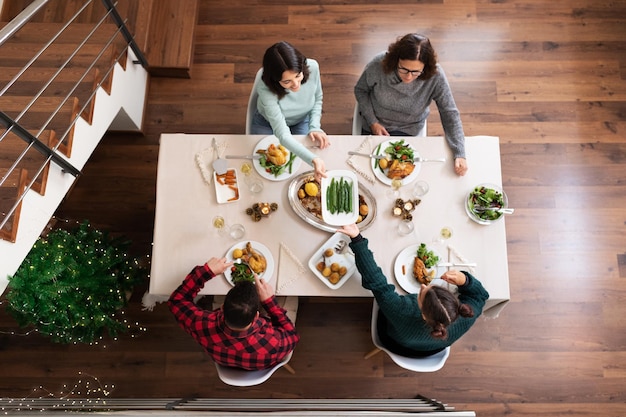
[338, 223, 489, 357]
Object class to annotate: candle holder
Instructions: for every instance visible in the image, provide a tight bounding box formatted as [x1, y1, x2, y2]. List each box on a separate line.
[246, 202, 278, 222]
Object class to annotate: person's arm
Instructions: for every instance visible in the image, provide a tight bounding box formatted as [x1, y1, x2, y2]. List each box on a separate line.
[455, 271, 490, 316]
[431, 67, 466, 160]
[354, 59, 380, 130]
[168, 258, 232, 330]
[255, 275, 300, 351]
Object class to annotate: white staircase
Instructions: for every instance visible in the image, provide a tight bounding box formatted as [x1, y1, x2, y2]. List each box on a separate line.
[0, 47, 148, 294]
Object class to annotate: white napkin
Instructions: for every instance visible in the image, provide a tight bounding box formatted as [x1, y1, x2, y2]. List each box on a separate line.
[446, 243, 477, 275]
[276, 242, 306, 295]
[141, 291, 169, 311]
[346, 136, 376, 184]
[195, 139, 227, 186]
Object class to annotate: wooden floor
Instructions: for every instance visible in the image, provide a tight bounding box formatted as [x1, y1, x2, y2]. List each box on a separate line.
[1, 1, 625, 415]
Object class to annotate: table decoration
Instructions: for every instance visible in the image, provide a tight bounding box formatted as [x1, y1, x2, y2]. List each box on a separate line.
[195, 138, 227, 186]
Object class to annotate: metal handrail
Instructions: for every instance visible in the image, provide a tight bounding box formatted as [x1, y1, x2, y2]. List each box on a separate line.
[0, 0, 143, 234]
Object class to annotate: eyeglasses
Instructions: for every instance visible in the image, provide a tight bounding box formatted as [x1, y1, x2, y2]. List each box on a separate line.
[397, 66, 423, 77]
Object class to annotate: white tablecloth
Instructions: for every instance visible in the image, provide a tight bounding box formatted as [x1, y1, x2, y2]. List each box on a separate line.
[149, 134, 510, 318]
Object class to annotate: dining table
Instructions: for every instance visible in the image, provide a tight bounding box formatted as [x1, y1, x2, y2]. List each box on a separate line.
[148, 133, 510, 318]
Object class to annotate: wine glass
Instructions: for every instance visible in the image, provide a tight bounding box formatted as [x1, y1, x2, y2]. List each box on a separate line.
[212, 215, 230, 237]
[433, 225, 453, 246]
[386, 178, 403, 200]
[241, 162, 264, 194]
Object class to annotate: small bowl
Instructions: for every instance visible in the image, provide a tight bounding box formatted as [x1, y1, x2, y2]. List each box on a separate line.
[465, 183, 508, 225]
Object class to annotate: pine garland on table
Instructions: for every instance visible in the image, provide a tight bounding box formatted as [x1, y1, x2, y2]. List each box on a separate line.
[5, 221, 146, 344]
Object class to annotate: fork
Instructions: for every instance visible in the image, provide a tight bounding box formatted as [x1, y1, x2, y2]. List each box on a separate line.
[474, 205, 515, 214]
[334, 240, 351, 255]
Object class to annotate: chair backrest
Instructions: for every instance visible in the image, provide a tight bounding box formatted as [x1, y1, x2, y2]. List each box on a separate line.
[352, 102, 363, 135]
[370, 300, 449, 372]
[214, 351, 293, 387]
[352, 102, 428, 136]
[245, 68, 263, 134]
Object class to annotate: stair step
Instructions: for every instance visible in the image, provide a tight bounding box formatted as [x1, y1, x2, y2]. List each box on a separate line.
[0, 129, 54, 195]
[0, 95, 79, 156]
[0, 167, 28, 243]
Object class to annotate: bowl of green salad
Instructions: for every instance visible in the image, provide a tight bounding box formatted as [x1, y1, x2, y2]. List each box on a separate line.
[465, 183, 508, 225]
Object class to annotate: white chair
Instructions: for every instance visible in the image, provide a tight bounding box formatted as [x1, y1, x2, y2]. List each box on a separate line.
[364, 301, 450, 372]
[245, 68, 263, 134]
[214, 351, 295, 387]
[352, 102, 427, 136]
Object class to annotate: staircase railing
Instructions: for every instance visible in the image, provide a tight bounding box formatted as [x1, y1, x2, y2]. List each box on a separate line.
[0, 0, 145, 238]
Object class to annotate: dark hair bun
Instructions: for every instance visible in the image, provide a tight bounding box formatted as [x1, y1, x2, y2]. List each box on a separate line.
[458, 303, 474, 318]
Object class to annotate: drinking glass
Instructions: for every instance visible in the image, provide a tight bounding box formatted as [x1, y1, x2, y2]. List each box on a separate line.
[433, 226, 453, 245]
[242, 162, 264, 194]
[413, 180, 429, 198]
[212, 215, 230, 237]
[397, 219, 415, 236]
[386, 178, 403, 200]
[229, 223, 246, 240]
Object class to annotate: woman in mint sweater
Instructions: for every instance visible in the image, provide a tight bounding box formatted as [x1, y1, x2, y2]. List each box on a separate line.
[252, 41, 329, 182]
[339, 223, 489, 357]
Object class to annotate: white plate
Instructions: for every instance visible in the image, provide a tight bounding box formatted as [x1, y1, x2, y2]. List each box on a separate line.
[308, 232, 357, 290]
[370, 139, 422, 186]
[213, 168, 240, 204]
[253, 135, 303, 181]
[393, 244, 446, 294]
[320, 170, 359, 226]
[223, 241, 275, 286]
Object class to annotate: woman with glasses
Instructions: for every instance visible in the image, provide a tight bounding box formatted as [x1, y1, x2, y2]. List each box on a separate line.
[354, 33, 468, 176]
[252, 41, 330, 182]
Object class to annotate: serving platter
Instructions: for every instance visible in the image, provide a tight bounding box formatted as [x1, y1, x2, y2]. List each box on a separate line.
[371, 139, 422, 186]
[252, 135, 302, 181]
[308, 232, 357, 290]
[288, 171, 377, 233]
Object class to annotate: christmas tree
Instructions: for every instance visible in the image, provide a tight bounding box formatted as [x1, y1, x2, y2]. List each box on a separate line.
[6, 221, 146, 344]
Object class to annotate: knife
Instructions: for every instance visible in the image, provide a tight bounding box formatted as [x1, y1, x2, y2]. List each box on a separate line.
[225, 154, 261, 160]
[438, 262, 477, 267]
[348, 151, 446, 163]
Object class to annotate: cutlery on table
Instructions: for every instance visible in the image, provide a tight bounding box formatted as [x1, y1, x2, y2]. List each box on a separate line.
[225, 154, 261, 160]
[438, 262, 477, 267]
[474, 206, 515, 214]
[347, 151, 446, 163]
[334, 240, 352, 255]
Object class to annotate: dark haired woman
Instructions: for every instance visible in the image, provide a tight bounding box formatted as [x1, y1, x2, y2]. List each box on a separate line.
[354, 33, 468, 176]
[252, 41, 329, 181]
[338, 223, 489, 357]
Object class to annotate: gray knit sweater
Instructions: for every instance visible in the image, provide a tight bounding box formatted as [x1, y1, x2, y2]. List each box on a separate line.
[354, 52, 466, 158]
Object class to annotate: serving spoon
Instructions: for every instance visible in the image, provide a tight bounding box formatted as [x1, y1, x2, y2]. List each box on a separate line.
[474, 206, 515, 215]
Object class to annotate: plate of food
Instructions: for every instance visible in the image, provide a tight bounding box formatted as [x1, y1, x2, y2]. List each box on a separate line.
[393, 243, 446, 294]
[213, 168, 240, 203]
[321, 170, 359, 226]
[371, 139, 421, 186]
[253, 135, 302, 181]
[308, 232, 357, 290]
[224, 241, 275, 286]
[288, 171, 376, 232]
[465, 183, 508, 225]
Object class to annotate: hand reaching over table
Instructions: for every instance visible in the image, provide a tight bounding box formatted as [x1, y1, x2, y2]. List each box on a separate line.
[308, 131, 330, 149]
[254, 274, 274, 302]
[337, 223, 360, 239]
[312, 157, 327, 183]
[454, 157, 468, 176]
[206, 257, 234, 275]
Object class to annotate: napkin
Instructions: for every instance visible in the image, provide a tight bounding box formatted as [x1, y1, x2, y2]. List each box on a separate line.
[346, 136, 376, 184]
[446, 243, 477, 275]
[276, 242, 307, 295]
[195, 139, 227, 186]
[141, 292, 169, 311]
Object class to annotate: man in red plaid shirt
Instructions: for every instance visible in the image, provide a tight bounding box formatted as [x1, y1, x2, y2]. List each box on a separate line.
[168, 256, 300, 370]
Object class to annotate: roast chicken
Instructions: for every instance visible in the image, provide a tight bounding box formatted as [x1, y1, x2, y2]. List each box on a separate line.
[387, 159, 415, 179]
[265, 144, 289, 166]
[242, 241, 267, 274]
[412, 257, 434, 285]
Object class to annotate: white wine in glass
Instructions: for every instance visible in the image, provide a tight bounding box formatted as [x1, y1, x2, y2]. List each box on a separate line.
[386, 178, 403, 199]
[440, 226, 453, 240]
[241, 162, 252, 175]
[212, 216, 230, 237]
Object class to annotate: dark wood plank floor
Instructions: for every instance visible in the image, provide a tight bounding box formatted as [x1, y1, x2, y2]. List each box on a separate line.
[1, 1, 625, 415]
